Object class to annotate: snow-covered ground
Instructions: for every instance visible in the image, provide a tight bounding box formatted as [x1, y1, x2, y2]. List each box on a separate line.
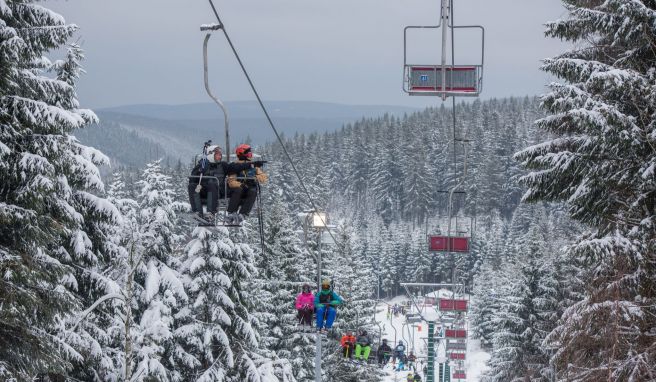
[374, 292, 489, 381]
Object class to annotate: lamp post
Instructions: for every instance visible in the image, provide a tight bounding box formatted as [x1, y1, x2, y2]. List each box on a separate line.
[300, 210, 328, 382]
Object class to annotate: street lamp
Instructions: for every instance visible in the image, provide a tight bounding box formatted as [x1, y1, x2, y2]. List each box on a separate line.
[299, 210, 331, 382]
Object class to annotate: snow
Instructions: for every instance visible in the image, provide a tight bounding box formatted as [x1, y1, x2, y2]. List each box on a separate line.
[145, 260, 161, 302]
[375, 293, 490, 382]
[0, 0, 11, 16]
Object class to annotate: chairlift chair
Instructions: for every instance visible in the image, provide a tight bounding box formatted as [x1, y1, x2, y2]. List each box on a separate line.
[403, 0, 484, 99]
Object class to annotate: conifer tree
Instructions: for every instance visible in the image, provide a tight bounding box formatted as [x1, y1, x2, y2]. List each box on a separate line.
[131, 160, 188, 380]
[0, 2, 117, 379]
[515, 1, 656, 379]
[482, 225, 556, 382]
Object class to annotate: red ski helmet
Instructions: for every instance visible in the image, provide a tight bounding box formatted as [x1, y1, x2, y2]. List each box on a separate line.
[235, 144, 252, 159]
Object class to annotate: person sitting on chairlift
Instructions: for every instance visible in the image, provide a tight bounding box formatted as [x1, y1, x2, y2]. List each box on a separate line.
[377, 338, 392, 365]
[188, 144, 263, 222]
[295, 283, 315, 328]
[314, 278, 343, 333]
[340, 331, 356, 359]
[226, 143, 268, 225]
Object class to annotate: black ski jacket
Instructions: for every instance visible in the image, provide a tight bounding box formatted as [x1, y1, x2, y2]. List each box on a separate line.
[189, 161, 253, 187]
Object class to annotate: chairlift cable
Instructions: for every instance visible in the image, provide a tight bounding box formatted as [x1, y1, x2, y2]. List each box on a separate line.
[206, 0, 338, 246]
[256, 183, 266, 257]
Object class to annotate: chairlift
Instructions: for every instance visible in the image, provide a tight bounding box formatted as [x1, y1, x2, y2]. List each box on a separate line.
[445, 329, 467, 339]
[453, 371, 467, 380]
[445, 341, 466, 351]
[448, 352, 466, 360]
[403, 0, 484, 99]
[439, 298, 468, 312]
[189, 23, 267, 231]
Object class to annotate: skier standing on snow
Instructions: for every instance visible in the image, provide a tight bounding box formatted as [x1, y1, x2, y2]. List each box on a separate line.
[226, 143, 268, 224]
[340, 331, 356, 358]
[354, 329, 372, 363]
[314, 278, 343, 333]
[295, 283, 314, 328]
[377, 339, 392, 365]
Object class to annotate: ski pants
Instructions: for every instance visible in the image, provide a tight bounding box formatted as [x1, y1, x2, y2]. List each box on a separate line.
[342, 344, 354, 358]
[355, 344, 371, 360]
[378, 351, 391, 365]
[297, 307, 313, 326]
[227, 185, 257, 216]
[188, 179, 222, 213]
[315, 306, 336, 329]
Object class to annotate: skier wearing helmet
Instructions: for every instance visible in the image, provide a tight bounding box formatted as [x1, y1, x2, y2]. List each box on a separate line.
[188, 143, 263, 223]
[314, 278, 343, 333]
[226, 143, 268, 224]
[295, 283, 315, 329]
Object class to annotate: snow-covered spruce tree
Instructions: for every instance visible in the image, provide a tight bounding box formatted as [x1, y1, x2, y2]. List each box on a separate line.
[247, 195, 306, 381]
[131, 160, 189, 380]
[514, 1, 656, 379]
[482, 225, 557, 382]
[0, 2, 121, 379]
[470, 260, 504, 350]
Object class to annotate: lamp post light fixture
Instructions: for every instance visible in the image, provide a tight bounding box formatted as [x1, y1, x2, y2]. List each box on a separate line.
[299, 209, 332, 382]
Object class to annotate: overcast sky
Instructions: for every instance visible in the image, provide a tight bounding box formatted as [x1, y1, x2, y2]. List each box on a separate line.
[46, 0, 569, 109]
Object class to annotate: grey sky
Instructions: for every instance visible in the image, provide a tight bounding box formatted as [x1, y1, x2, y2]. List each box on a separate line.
[47, 0, 568, 109]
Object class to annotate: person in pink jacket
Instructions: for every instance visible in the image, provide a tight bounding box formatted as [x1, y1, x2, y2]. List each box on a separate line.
[295, 283, 315, 327]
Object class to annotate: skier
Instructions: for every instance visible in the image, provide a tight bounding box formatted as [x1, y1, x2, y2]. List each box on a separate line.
[393, 341, 406, 370]
[406, 373, 415, 382]
[314, 278, 343, 333]
[354, 329, 372, 363]
[188, 143, 263, 222]
[377, 339, 392, 365]
[406, 351, 417, 371]
[340, 331, 356, 359]
[295, 283, 314, 329]
[226, 143, 268, 224]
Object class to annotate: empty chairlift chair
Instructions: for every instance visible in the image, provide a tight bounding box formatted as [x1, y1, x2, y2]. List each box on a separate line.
[403, 0, 484, 99]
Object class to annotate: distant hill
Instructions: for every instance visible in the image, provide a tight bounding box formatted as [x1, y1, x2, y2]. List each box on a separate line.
[99, 101, 418, 121]
[76, 101, 419, 169]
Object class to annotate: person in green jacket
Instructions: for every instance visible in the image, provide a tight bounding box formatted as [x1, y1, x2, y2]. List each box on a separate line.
[354, 329, 372, 363]
[314, 278, 343, 333]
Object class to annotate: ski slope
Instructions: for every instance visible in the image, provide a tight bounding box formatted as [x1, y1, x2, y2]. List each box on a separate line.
[375, 293, 490, 381]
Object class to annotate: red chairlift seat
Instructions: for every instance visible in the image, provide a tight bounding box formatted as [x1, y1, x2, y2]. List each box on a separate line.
[453, 371, 467, 379]
[449, 352, 466, 360]
[445, 329, 467, 339]
[428, 235, 469, 252]
[439, 298, 468, 312]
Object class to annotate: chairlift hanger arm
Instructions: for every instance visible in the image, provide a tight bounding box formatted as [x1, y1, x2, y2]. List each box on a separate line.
[202, 33, 231, 162]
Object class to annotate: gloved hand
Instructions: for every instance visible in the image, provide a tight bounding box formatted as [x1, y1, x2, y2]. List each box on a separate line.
[330, 301, 340, 306]
[317, 304, 325, 309]
[252, 160, 266, 168]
